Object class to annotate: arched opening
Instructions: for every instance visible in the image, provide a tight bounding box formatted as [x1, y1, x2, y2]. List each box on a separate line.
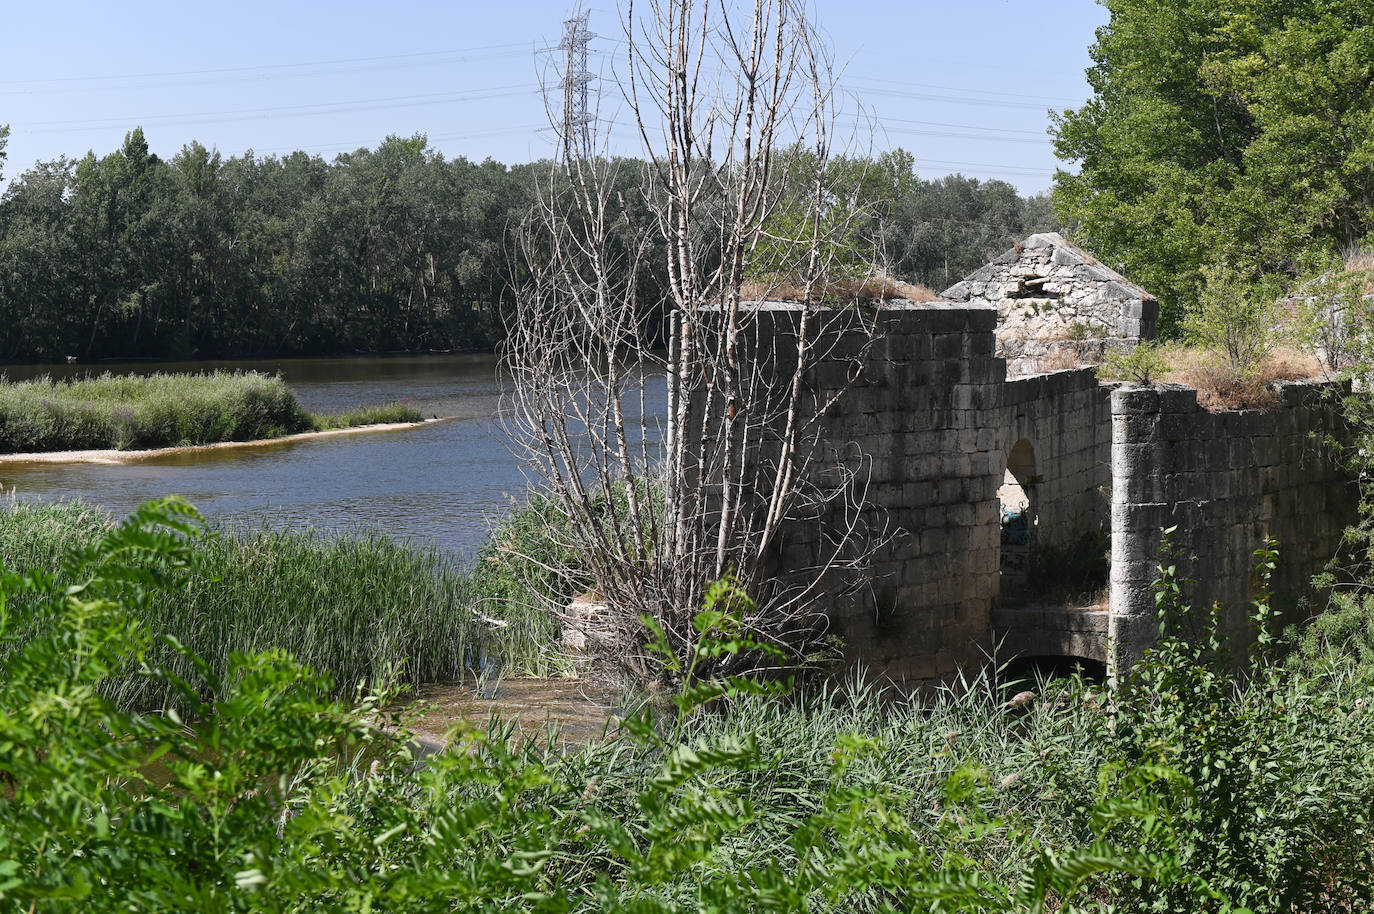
[999, 654, 1106, 687]
[999, 439, 1036, 593]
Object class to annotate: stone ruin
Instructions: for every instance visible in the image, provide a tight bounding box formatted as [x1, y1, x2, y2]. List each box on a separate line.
[941, 232, 1158, 377]
[565, 237, 1352, 685]
[682, 237, 1351, 684]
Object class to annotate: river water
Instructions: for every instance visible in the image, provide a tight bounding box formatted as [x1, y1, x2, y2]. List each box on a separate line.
[0, 354, 663, 560]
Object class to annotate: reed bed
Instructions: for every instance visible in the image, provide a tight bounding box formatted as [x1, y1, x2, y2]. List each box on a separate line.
[0, 371, 422, 453]
[0, 500, 559, 709]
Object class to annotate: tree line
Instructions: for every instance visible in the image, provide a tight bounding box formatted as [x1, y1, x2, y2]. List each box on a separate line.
[0, 127, 1056, 363]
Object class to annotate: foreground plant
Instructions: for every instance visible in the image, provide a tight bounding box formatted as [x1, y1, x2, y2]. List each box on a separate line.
[2, 498, 1200, 912]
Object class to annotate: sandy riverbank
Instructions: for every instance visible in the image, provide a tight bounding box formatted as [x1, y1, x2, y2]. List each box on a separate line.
[0, 417, 448, 465]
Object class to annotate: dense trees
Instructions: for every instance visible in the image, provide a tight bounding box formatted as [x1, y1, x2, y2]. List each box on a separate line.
[873, 149, 1058, 291]
[0, 127, 1057, 363]
[0, 133, 529, 362]
[1052, 0, 1374, 333]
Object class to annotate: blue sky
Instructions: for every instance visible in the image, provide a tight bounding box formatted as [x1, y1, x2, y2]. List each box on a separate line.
[0, 0, 1108, 194]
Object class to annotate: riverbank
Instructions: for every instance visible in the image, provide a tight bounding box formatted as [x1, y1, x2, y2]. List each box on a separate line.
[0, 370, 424, 455]
[0, 417, 445, 465]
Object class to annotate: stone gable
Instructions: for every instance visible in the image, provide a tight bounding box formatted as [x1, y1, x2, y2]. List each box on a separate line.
[941, 232, 1158, 377]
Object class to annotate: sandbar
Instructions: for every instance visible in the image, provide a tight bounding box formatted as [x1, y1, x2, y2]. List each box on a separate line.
[0, 417, 449, 465]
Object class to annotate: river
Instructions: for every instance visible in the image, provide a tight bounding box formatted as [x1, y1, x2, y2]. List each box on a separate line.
[0, 354, 664, 560]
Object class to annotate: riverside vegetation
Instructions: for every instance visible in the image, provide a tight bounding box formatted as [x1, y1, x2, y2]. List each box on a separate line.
[0, 126, 1056, 364]
[3, 498, 1374, 911]
[0, 370, 421, 453]
[0, 497, 564, 708]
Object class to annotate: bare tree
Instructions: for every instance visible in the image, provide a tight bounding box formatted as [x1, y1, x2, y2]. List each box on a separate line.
[504, 0, 886, 680]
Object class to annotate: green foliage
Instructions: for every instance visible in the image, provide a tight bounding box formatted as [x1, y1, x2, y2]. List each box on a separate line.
[0, 507, 1185, 911]
[1052, 0, 1374, 334]
[1099, 340, 1172, 384]
[0, 134, 1056, 361]
[1289, 247, 1374, 372]
[0, 500, 558, 709]
[1112, 530, 1374, 912]
[749, 148, 891, 288]
[464, 492, 596, 642]
[0, 371, 419, 453]
[1025, 523, 1110, 603]
[311, 400, 424, 430]
[1182, 262, 1282, 379]
[874, 150, 1063, 292]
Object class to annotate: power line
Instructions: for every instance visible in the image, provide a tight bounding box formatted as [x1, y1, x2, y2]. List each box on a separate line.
[242, 124, 549, 156]
[11, 86, 542, 135]
[0, 49, 534, 98]
[847, 76, 1083, 106]
[0, 42, 533, 89]
[875, 116, 1047, 137]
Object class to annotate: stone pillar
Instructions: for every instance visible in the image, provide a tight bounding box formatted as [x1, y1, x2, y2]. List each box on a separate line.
[1107, 384, 1197, 677]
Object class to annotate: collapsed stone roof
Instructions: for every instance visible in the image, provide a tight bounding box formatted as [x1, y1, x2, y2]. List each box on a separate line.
[939, 232, 1158, 377]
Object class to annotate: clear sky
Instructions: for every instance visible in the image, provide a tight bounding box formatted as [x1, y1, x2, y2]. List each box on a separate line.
[0, 0, 1108, 195]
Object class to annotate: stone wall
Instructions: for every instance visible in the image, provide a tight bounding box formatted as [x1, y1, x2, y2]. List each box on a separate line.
[1000, 368, 1114, 554]
[682, 301, 1355, 685]
[942, 233, 1158, 377]
[781, 302, 1007, 681]
[1108, 381, 1354, 672]
[715, 303, 1117, 682]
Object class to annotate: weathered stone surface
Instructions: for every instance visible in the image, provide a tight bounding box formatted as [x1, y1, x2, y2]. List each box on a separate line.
[682, 299, 1351, 690]
[940, 232, 1158, 377]
[1107, 379, 1354, 680]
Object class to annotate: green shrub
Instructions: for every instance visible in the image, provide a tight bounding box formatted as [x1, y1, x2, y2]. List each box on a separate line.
[1183, 263, 1284, 381]
[1098, 340, 1171, 384]
[0, 507, 1180, 912]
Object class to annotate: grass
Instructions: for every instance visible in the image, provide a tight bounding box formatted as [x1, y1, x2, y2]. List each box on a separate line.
[1097, 342, 1322, 410]
[0, 370, 422, 454]
[0, 499, 561, 710]
[740, 269, 938, 303]
[6, 498, 1374, 910]
[313, 400, 426, 430]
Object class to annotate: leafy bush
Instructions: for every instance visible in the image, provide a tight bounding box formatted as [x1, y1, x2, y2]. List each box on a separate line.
[1098, 340, 1171, 384]
[0, 509, 1184, 912]
[1183, 264, 1284, 382]
[4, 500, 1373, 911]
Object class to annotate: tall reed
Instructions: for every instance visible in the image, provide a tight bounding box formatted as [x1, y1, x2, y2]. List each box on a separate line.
[0, 501, 558, 709]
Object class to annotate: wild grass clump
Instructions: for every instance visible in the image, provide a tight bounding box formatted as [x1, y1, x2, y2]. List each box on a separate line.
[1097, 341, 1322, 410]
[739, 269, 937, 302]
[312, 400, 423, 430]
[0, 499, 558, 709]
[0, 371, 422, 454]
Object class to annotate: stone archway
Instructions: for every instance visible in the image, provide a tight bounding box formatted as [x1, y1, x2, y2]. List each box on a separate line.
[1000, 438, 1036, 591]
